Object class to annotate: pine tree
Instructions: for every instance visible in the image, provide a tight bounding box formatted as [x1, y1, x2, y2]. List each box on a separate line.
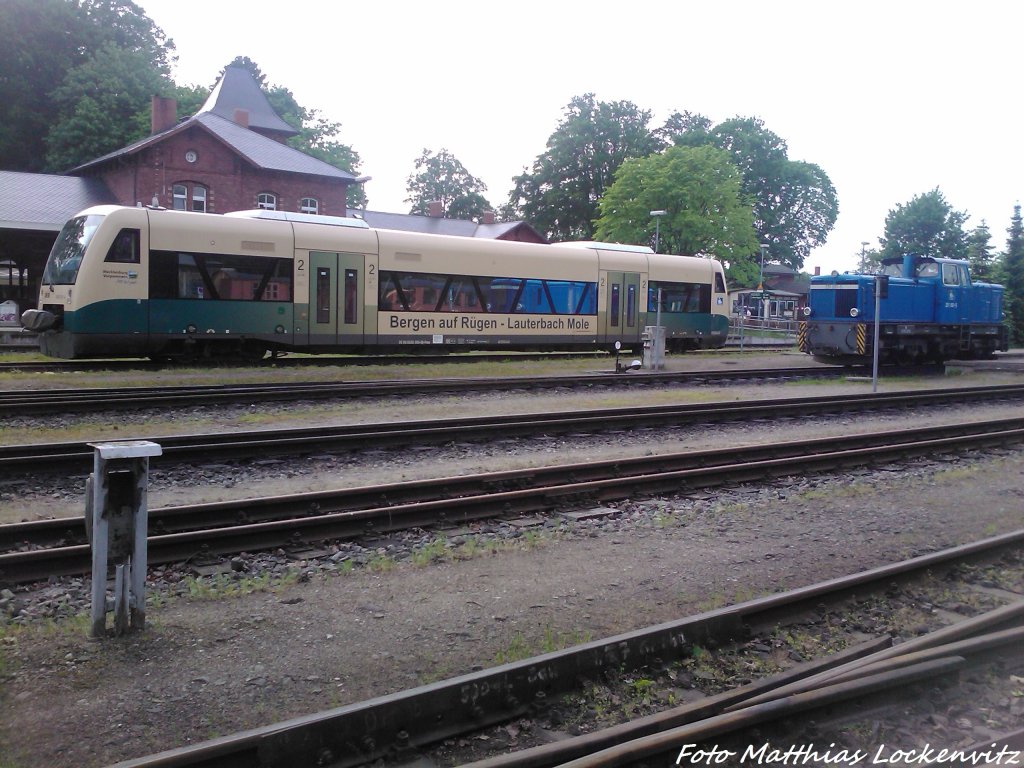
[1003, 204, 1024, 345]
[966, 221, 997, 283]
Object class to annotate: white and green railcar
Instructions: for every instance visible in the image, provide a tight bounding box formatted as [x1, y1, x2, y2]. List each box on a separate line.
[22, 206, 730, 360]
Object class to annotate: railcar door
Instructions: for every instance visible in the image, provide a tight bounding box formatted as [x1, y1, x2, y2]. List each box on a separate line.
[308, 251, 364, 348]
[599, 271, 641, 346]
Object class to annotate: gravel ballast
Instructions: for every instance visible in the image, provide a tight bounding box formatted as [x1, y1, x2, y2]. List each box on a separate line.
[0, 356, 1022, 767]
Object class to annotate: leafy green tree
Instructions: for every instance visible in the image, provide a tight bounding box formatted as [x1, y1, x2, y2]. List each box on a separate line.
[594, 145, 759, 284]
[668, 116, 837, 271]
[0, 0, 175, 172]
[655, 110, 712, 146]
[45, 43, 170, 170]
[966, 220, 998, 283]
[878, 188, 968, 261]
[170, 83, 211, 123]
[405, 148, 490, 219]
[1003, 204, 1024, 345]
[508, 94, 663, 242]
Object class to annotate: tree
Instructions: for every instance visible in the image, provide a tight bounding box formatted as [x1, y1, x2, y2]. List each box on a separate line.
[44, 43, 170, 170]
[594, 145, 759, 284]
[878, 188, 969, 261]
[507, 94, 663, 242]
[667, 116, 838, 271]
[966, 221, 998, 283]
[1003, 204, 1024, 345]
[405, 148, 490, 219]
[0, 0, 175, 172]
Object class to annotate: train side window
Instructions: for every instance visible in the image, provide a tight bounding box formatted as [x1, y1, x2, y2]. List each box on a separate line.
[610, 283, 620, 327]
[316, 267, 331, 323]
[104, 229, 140, 264]
[343, 269, 358, 324]
[942, 264, 959, 286]
[626, 284, 636, 327]
[715, 272, 726, 293]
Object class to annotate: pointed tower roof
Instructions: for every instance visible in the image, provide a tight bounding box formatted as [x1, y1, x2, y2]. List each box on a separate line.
[198, 66, 298, 139]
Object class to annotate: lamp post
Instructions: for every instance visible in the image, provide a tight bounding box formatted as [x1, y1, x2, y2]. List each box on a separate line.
[757, 243, 769, 321]
[650, 210, 667, 253]
[757, 243, 769, 290]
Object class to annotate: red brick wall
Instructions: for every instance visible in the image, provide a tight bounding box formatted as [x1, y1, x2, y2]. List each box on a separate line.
[93, 126, 350, 215]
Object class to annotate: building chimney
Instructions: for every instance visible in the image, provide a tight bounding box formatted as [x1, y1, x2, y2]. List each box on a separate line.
[150, 96, 177, 134]
[233, 109, 250, 128]
[814, 266, 821, 276]
[427, 200, 443, 218]
[481, 210, 495, 225]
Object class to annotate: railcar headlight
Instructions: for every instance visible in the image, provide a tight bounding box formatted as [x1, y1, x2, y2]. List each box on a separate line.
[850, 308, 859, 318]
[801, 306, 812, 317]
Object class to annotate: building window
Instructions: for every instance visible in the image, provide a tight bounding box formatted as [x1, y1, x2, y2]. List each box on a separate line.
[172, 184, 187, 210]
[172, 182, 208, 212]
[257, 192, 277, 210]
[300, 197, 319, 215]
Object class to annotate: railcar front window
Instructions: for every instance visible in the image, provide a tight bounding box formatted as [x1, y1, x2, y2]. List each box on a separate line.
[42, 215, 103, 285]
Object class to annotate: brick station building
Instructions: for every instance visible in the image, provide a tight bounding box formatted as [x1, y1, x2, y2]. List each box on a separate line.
[0, 66, 543, 326]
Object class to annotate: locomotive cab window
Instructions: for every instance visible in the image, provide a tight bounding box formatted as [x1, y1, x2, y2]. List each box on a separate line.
[104, 229, 140, 264]
[942, 264, 960, 286]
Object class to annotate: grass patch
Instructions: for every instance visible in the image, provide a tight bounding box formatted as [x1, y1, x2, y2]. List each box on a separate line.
[494, 626, 593, 665]
[177, 569, 299, 601]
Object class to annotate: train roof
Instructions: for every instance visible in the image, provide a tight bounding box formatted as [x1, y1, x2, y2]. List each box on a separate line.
[225, 209, 370, 229]
[560, 241, 654, 254]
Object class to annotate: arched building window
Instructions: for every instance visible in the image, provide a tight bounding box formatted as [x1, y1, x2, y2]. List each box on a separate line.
[257, 192, 277, 210]
[300, 197, 319, 215]
[171, 182, 208, 212]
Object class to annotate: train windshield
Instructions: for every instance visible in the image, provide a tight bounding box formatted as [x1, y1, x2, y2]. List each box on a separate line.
[42, 214, 103, 285]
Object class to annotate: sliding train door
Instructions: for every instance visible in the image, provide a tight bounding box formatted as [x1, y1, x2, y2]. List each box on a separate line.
[599, 270, 642, 347]
[308, 251, 364, 348]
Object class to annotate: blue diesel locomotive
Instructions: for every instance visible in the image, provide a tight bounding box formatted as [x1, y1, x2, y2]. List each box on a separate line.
[799, 254, 1008, 364]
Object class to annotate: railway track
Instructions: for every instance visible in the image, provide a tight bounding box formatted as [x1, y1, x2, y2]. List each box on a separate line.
[94, 530, 1024, 768]
[2, 383, 1023, 477]
[0, 364, 879, 416]
[0, 347, 796, 374]
[3, 416, 1023, 584]
[0, 350, 611, 374]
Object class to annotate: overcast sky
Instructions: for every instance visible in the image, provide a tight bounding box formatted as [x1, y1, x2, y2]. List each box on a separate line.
[134, 0, 1022, 274]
